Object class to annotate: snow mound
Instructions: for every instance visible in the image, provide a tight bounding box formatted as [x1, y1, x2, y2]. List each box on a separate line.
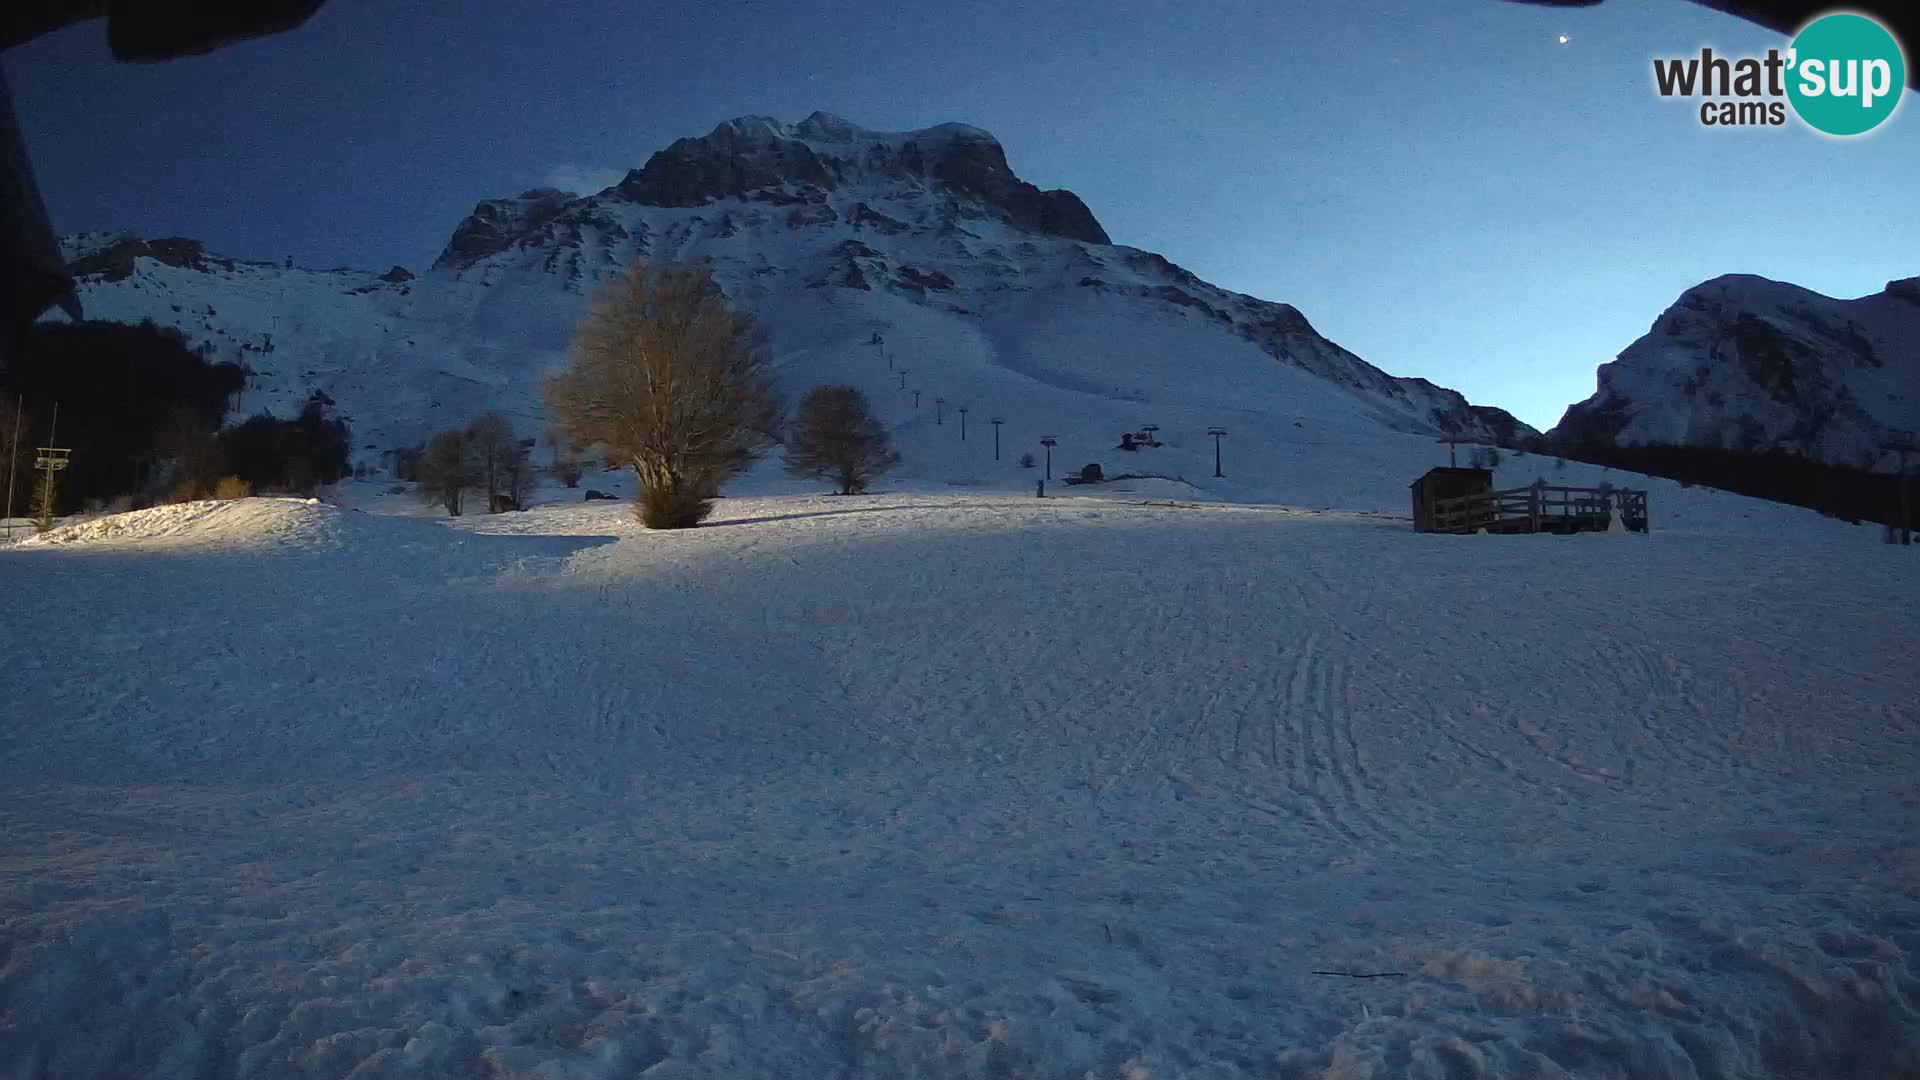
[19, 497, 359, 551]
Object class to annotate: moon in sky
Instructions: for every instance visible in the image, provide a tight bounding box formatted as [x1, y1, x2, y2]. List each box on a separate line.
[1557, 34, 1570, 44]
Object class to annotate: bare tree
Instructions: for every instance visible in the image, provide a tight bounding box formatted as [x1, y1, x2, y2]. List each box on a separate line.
[157, 405, 222, 502]
[465, 411, 525, 512]
[503, 437, 534, 510]
[547, 430, 584, 488]
[415, 428, 477, 516]
[785, 384, 899, 495]
[544, 259, 780, 528]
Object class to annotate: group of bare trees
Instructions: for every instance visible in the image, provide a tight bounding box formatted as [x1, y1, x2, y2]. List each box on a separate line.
[544, 260, 899, 528]
[414, 411, 533, 516]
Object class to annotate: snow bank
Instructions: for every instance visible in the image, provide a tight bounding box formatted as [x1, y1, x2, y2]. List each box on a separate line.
[17, 497, 352, 550]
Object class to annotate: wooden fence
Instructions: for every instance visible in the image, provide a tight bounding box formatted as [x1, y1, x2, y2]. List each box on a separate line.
[1430, 484, 1648, 535]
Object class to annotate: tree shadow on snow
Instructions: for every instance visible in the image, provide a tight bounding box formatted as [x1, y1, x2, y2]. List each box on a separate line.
[701, 502, 1002, 529]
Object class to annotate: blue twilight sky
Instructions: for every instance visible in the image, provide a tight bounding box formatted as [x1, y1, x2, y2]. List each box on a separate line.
[4, 0, 1915, 430]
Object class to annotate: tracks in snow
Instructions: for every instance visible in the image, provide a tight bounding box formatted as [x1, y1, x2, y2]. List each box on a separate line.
[1141, 565, 1404, 848]
[1272, 624, 1376, 843]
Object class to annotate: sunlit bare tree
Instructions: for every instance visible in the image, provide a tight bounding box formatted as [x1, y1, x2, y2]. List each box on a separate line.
[545, 260, 780, 528]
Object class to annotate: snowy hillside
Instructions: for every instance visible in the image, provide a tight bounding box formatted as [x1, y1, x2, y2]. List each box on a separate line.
[1551, 274, 1920, 467]
[47, 113, 1529, 497]
[3, 490, 1916, 1079]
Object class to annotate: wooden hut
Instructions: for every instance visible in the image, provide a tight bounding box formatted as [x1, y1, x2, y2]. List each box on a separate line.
[1410, 467, 1492, 532]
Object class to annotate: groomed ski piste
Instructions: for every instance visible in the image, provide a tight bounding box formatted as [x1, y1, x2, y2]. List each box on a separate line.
[4, 434, 1918, 1079]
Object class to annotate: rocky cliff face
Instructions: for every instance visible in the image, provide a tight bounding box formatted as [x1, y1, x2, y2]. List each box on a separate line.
[437, 189, 580, 266]
[1551, 274, 1920, 468]
[539, 113, 1107, 249]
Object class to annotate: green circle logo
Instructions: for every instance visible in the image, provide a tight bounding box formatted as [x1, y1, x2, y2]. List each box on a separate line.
[1786, 13, 1906, 136]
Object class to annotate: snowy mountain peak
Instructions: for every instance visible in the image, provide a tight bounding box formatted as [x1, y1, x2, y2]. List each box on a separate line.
[600, 112, 1108, 246]
[1551, 272, 1920, 465]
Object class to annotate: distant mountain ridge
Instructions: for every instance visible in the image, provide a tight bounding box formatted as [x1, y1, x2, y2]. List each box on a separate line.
[435, 113, 1112, 273]
[1551, 274, 1920, 468]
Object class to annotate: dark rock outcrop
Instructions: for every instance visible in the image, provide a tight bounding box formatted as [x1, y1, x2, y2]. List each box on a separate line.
[434, 192, 633, 271]
[617, 117, 836, 207]
[917, 125, 1108, 244]
[437, 189, 576, 267]
[68, 236, 226, 281]
[896, 266, 955, 292]
[847, 202, 909, 235]
[612, 113, 1109, 245]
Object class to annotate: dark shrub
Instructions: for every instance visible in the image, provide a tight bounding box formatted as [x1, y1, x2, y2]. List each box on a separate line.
[0, 320, 243, 512]
[216, 391, 351, 495]
[1550, 439, 1916, 528]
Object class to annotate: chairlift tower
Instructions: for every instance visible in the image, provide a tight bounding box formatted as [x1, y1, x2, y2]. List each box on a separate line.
[33, 403, 69, 533]
[1039, 435, 1057, 480]
[1207, 427, 1227, 478]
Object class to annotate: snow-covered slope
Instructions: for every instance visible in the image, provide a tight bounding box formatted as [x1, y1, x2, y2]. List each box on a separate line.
[48, 113, 1529, 489]
[1551, 274, 1920, 467]
[3, 492, 1916, 1079]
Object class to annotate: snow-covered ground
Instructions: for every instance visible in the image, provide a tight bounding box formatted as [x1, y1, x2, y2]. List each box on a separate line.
[3, 487, 1916, 1079]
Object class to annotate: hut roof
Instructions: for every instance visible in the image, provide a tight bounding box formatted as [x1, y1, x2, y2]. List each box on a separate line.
[1409, 466, 1493, 489]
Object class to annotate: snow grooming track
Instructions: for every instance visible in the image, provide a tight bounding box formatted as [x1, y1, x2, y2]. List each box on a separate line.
[1145, 566, 1387, 849]
[3, 491, 1919, 1080]
[1204, 549, 1401, 847]
[1276, 622, 1364, 844]
[1603, 630, 1730, 781]
[1321, 620, 1400, 845]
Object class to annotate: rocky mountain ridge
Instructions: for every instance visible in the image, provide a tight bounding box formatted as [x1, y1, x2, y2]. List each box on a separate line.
[1551, 273, 1920, 468]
